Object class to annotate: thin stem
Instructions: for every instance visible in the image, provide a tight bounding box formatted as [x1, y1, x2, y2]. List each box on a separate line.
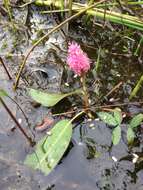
[69, 0, 73, 16]
[104, 81, 123, 98]
[129, 75, 143, 100]
[41, 8, 81, 14]
[69, 111, 85, 125]
[0, 57, 12, 80]
[80, 74, 93, 118]
[134, 35, 143, 56]
[7, 95, 35, 138]
[0, 97, 35, 146]
[52, 101, 143, 116]
[81, 74, 90, 109]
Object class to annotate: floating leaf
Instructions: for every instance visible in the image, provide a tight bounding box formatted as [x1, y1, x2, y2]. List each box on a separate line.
[24, 119, 72, 175]
[129, 113, 143, 129]
[0, 89, 8, 97]
[112, 125, 121, 145]
[127, 127, 135, 144]
[29, 88, 82, 107]
[114, 108, 122, 125]
[97, 112, 118, 126]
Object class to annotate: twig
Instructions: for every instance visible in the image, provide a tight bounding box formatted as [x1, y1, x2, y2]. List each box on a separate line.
[18, 0, 35, 8]
[0, 57, 12, 80]
[41, 8, 80, 14]
[13, 0, 107, 90]
[105, 81, 123, 98]
[92, 101, 143, 109]
[52, 101, 143, 116]
[0, 97, 35, 146]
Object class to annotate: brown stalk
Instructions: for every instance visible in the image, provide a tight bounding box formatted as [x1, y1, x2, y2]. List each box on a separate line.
[0, 97, 35, 146]
[0, 57, 12, 80]
[80, 74, 93, 118]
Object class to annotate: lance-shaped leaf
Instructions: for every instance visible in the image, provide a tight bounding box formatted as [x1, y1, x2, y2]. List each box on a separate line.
[127, 127, 135, 144]
[97, 112, 118, 126]
[129, 113, 143, 129]
[114, 108, 122, 125]
[112, 125, 121, 145]
[24, 119, 72, 175]
[126, 114, 143, 144]
[29, 88, 82, 107]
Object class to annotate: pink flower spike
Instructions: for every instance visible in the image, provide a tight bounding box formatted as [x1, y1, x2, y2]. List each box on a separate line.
[67, 42, 91, 76]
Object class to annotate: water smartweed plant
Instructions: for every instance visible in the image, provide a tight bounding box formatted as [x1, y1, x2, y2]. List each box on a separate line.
[25, 38, 143, 175]
[25, 41, 94, 175]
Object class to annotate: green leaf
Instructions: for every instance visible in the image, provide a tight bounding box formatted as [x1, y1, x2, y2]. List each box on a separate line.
[97, 112, 118, 126]
[129, 113, 143, 129]
[112, 125, 121, 145]
[0, 89, 8, 97]
[114, 108, 122, 125]
[127, 127, 135, 144]
[24, 119, 72, 175]
[29, 88, 82, 107]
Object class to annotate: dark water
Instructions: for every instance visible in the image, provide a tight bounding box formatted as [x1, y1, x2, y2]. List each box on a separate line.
[0, 3, 143, 190]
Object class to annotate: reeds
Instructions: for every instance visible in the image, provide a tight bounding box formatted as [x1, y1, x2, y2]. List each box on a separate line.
[36, 0, 143, 31]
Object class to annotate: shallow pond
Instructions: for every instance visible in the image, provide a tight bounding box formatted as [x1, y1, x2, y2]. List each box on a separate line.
[0, 3, 143, 190]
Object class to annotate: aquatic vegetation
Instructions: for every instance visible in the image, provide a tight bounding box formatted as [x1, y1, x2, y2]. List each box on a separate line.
[1, 0, 143, 186]
[98, 109, 143, 145]
[67, 42, 90, 76]
[25, 41, 92, 173]
[67, 41, 91, 111]
[25, 36, 143, 174]
[28, 88, 82, 107]
[127, 113, 143, 144]
[13, 2, 100, 90]
[25, 119, 73, 175]
[97, 108, 122, 145]
[0, 89, 35, 146]
[0, 57, 12, 80]
[130, 75, 143, 100]
[35, 0, 143, 30]
[25, 111, 84, 175]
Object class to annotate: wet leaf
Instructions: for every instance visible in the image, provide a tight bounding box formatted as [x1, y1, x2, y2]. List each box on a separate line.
[129, 113, 143, 129]
[97, 112, 118, 126]
[0, 89, 8, 97]
[127, 127, 135, 144]
[29, 88, 82, 107]
[114, 108, 122, 125]
[112, 125, 121, 145]
[24, 119, 72, 175]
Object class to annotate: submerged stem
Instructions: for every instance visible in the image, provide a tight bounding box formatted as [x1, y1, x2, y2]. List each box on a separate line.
[80, 74, 93, 118]
[0, 97, 35, 146]
[0, 57, 12, 80]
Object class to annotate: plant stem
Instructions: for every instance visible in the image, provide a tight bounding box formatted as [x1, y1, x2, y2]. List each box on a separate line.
[0, 97, 35, 146]
[35, 0, 143, 31]
[69, 0, 73, 16]
[0, 57, 12, 80]
[80, 74, 93, 119]
[129, 75, 143, 100]
[81, 74, 90, 109]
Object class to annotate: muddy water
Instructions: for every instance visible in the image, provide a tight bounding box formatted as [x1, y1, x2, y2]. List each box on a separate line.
[0, 4, 143, 190]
